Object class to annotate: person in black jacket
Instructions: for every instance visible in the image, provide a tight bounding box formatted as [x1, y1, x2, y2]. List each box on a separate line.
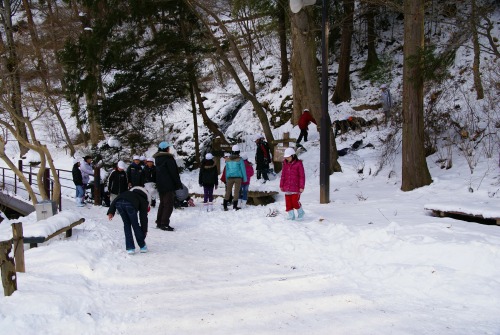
[127, 155, 145, 188]
[153, 141, 182, 231]
[254, 134, 272, 183]
[107, 186, 151, 254]
[143, 157, 157, 207]
[72, 158, 85, 207]
[199, 153, 218, 212]
[107, 161, 129, 203]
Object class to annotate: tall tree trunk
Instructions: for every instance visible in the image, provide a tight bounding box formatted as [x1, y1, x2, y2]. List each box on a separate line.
[290, 8, 341, 173]
[0, 0, 29, 157]
[332, 0, 354, 104]
[401, 0, 432, 191]
[278, 0, 289, 87]
[21, 0, 76, 156]
[471, 0, 484, 100]
[363, 1, 379, 72]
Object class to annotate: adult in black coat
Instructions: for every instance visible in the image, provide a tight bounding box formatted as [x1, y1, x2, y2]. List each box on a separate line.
[254, 134, 272, 182]
[107, 186, 150, 254]
[153, 141, 182, 231]
[72, 159, 85, 207]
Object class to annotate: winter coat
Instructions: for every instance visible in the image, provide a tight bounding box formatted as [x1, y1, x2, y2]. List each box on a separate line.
[72, 163, 83, 186]
[80, 160, 94, 185]
[242, 160, 254, 186]
[175, 183, 190, 201]
[280, 158, 305, 193]
[107, 169, 128, 195]
[255, 139, 271, 170]
[153, 151, 182, 194]
[298, 111, 317, 130]
[107, 188, 149, 233]
[143, 165, 156, 184]
[199, 159, 218, 186]
[224, 155, 247, 182]
[127, 162, 145, 187]
[381, 89, 392, 112]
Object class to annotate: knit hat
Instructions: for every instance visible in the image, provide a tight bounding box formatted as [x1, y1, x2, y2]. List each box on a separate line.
[303, 108, 309, 112]
[146, 157, 154, 162]
[117, 161, 126, 170]
[284, 147, 296, 158]
[224, 152, 230, 158]
[130, 186, 151, 205]
[140, 155, 146, 161]
[380, 84, 387, 89]
[232, 144, 240, 152]
[254, 134, 264, 142]
[205, 153, 214, 160]
[158, 141, 172, 150]
[241, 153, 248, 160]
[133, 155, 140, 160]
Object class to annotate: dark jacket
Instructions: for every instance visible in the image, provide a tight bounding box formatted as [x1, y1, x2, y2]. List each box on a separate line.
[72, 163, 83, 186]
[107, 188, 149, 233]
[107, 169, 128, 195]
[127, 162, 145, 187]
[255, 139, 271, 170]
[143, 165, 156, 183]
[153, 151, 182, 194]
[199, 159, 218, 186]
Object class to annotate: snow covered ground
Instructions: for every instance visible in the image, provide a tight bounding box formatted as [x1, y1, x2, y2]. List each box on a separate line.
[1, 134, 500, 335]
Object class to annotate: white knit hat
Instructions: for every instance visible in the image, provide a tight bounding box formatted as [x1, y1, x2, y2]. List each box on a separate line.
[117, 161, 127, 170]
[232, 144, 240, 152]
[140, 155, 146, 161]
[205, 153, 214, 160]
[284, 147, 296, 158]
[146, 157, 154, 162]
[133, 155, 140, 160]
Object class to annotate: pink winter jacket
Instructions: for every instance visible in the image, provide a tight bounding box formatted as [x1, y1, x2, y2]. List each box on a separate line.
[242, 160, 255, 185]
[280, 159, 305, 193]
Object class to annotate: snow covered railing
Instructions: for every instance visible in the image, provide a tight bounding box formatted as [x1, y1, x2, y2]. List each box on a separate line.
[424, 201, 500, 225]
[22, 211, 85, 248]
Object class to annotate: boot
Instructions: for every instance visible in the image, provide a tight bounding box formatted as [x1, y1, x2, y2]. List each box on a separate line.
[208, 202, 213, 212]
[297, 207, 305, 220]
[203, 202, 209, 212]
[287, 211, 295, 220]
[76, 197, 85, 207]
[233, 201, 241, 211]
[240, 199, 247, 209]
[223, 199, 229, 211]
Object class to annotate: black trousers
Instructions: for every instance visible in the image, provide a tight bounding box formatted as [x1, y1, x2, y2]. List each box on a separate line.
[157, 191, 175, 226]
[296, 128, 308, 144]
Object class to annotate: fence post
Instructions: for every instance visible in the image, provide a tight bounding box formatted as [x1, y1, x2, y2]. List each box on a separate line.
[0, 239, 17, 296]
[44, 168, 50, 199]
[57, 170, 62, 211]
[11, 223, 25, 273]
[93, 166, 101, 206]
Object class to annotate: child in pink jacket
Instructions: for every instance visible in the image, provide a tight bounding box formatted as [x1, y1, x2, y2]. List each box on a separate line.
[279, 148, 305, 220]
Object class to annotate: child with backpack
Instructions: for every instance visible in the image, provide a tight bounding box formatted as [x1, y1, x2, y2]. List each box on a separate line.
[199, 153, 219, 211]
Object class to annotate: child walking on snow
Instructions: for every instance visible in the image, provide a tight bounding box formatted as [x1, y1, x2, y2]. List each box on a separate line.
[239, 153, 254, 208]
[280, 148, 305, 220]
[199, 153, 218, 211]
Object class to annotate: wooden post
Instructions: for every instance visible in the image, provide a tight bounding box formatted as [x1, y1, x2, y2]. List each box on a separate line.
[213, 137, 222, 175]
[0, 239, 17, 296]
[12, 223, 25, 273]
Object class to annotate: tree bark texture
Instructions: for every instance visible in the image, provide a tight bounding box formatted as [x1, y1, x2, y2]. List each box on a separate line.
[471, 0, 484, 100]
[332, 0, 354, 104]
[401, 0, 432, 191]
[278, 0, 290, 87]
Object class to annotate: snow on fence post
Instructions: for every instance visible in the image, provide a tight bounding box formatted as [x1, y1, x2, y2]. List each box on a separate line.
[0, 239, 17, 296]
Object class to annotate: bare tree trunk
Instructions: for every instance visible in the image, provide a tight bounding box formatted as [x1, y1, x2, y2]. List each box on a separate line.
[332, 0, 354, 104]
[471, 0, 484, 100]
[278, 0, 290, 87]
[0, 0, 29, 157]
[401, 0, 432, 191]
[363, 1, 379, 71]
[21, 0, 76, 156]
[189, 82, 201, 168]
[290, 8, 341, 173]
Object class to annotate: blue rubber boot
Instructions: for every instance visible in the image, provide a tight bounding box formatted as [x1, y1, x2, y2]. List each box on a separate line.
[287, 211, 295, 220]
[297, 207, 305, 220]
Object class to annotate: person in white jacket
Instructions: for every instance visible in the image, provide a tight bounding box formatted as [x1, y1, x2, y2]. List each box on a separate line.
[80, 155, 94, 195]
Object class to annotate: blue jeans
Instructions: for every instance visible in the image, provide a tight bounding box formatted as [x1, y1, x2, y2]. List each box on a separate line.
[115, 199, 146, 250]
[239, 184, 249, 201]
[75, 185, 85, 199]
